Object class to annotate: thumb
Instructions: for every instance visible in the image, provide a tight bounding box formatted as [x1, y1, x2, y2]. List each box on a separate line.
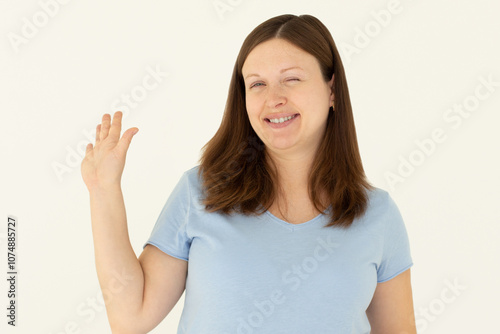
[117, 127, 139, 154]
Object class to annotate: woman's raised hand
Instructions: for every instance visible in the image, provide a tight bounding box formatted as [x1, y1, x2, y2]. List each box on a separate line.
[81, 111, 139, 191]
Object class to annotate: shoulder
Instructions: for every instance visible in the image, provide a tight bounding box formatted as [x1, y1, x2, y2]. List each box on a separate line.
[184, 165, 200, 176]
[365, 186, 394, 215]
[163, 166, 202, 204]
[178, 165, 205, 204]
[182, 165, 202, 190]
[353, 186, 404, 232]
[368, 187, 396, 211]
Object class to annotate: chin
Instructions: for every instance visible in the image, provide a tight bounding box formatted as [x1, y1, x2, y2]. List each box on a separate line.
[265, 139, 299, 152]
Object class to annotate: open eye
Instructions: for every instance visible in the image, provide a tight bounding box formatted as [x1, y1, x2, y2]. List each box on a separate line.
[250, 82, 265, 89]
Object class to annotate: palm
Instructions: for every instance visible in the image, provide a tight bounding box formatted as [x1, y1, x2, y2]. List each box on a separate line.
[81, 111, 138, 190]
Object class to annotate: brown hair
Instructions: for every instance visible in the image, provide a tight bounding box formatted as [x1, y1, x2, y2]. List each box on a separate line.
[198, 14, 374, 228]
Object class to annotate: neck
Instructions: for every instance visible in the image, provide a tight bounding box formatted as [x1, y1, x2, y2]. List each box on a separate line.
[265, 147, 316, 199]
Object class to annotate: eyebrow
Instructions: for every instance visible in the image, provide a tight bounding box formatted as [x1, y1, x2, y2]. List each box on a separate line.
[244, 66, 304, 80]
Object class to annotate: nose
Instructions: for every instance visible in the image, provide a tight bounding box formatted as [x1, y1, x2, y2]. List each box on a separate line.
[265, 84, 287, 109]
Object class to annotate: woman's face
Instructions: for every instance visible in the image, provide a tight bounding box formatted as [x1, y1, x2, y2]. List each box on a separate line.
[242, 38, 334, 159]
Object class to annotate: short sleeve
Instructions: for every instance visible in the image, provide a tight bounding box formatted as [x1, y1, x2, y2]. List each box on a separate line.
[376, 193, 413, 282]
[143, 171, 192, 261]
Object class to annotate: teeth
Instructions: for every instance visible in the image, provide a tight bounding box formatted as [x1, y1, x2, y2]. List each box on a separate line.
[269, 115, 295, 123]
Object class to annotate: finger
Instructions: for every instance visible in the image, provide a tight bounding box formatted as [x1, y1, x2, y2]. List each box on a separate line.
[100, 113, 111, 141]
[108, 111, 123, 142]
[116, 127, 139, 155]
[85, 143, 93, 155]
[95, 124, 101, 144]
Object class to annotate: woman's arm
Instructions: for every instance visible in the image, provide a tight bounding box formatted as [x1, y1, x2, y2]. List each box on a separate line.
[82, 112, 187, 333]
[88, 185, 146, 331]
[366, 268, 417, 333]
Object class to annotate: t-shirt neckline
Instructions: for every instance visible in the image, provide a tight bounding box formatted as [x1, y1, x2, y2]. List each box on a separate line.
[264, 205, 331, 231]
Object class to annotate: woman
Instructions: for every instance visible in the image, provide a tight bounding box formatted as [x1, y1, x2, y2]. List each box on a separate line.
[82, 14, 416, 333]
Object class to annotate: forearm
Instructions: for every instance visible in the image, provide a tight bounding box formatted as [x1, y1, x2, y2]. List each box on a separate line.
[89, 185, 145, 331]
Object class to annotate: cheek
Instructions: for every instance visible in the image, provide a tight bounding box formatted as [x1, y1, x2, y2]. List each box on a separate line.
[245, 97, 261, 120]
[301, 86, 330, 113]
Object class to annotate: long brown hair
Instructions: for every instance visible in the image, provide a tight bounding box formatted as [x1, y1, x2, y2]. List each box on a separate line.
[198, 14, 374, 228]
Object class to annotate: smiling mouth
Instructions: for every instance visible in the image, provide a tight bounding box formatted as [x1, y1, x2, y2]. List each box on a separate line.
[265, 114, 299, 123]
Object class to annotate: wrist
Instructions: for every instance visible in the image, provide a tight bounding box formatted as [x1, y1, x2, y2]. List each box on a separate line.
[88, 183, 123, 196]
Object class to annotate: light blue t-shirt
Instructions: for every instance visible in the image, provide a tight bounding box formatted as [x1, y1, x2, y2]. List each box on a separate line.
[143, 166, 413, 334]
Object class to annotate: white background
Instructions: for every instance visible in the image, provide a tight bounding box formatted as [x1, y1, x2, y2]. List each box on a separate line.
[1, 0, 499, 333]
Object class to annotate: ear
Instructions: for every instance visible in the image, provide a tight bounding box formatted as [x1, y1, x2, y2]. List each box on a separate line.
[328, 73, 335, 101]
